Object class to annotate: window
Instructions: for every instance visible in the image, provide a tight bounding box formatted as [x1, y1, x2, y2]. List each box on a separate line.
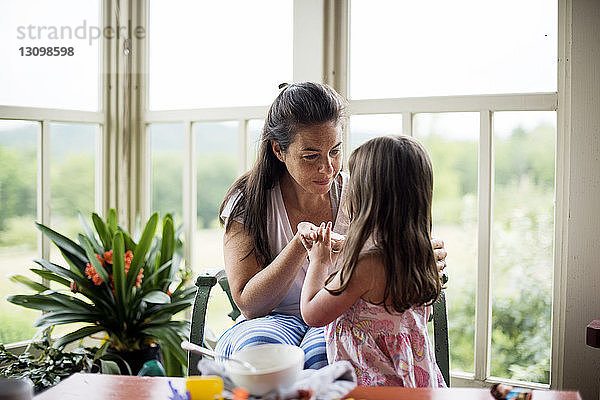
[0, 1, 103, 344]
[350, 0, 557, 99]
[150, 123, 185, 220]
[148, 0, 293, 110]
[146, 0, 294, 337]
[0, 121, 40, 344]
[490, 112, 555, 383]
[348, 114, 403, 151]
[0, 1, 565, 387]
[0, 0, 101, 110]
[348, 0, 558, 386]
[413, 113, 480, 374]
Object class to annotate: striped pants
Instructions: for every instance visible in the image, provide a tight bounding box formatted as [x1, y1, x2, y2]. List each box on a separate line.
[214, 313, 328, 370]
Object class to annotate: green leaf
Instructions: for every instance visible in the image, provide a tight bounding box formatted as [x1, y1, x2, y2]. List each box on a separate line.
[141, 326, 187, 367]
[170, 286, 197, 301]
[107, 208, 118, 236]
[30, 268, 71, 287]
[94, 340, 111, 361]
[8, 274, 49, 292]
[120, 229, 137, 253]
[100, 359, 122, 375]
[159, 216, 174, 270]
[33, 259, 113, 311]
[8, 294, 69, 312]
[79, 212, 104, 254]
[140, 301, 191, 325]
[33, 311, 99, 328]
[35, 222, 87, 263]
[141, 260, 172, 291]
[40, 290, 97, 312]
[8, 292, 97, 314]
[52, 325, 105, 348]
[112, 232, 126, 307]
[161, 344, 184, 377]
[126, 213, 158, 292]
[92, 213, 112, 250]
[58, 248, 87, 277]
[142, 290, 171, 304]
[81, 236, 110, 285]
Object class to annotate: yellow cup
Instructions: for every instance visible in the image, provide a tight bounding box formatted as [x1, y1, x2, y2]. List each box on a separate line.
[185, 376, 224, 400]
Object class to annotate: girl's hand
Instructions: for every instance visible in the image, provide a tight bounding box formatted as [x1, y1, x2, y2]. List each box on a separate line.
[307, 222, 333, 266]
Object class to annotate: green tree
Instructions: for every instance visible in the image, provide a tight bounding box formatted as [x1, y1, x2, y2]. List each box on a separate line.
[196, 155, 237, 228]
[0, 145, 36, 232]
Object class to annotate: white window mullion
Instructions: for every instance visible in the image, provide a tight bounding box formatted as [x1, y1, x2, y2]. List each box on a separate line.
[183, 121, 195, 270]
[38, 120, 51, 262]
[95, 124, 104, 215]
[293, 0, 325, 83]
[474, 110, 493, 381]
[402, 112, 412, 136]
[237, 120, 248, 173]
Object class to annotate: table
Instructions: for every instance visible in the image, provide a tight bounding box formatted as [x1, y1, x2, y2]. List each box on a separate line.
[34, 373, 582, 400]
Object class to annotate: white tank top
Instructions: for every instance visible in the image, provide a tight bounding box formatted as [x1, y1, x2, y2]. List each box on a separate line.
[221, 172, 349, 318]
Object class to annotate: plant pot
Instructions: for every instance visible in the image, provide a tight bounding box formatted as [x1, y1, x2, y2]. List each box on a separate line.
[106, 344, 163, 375]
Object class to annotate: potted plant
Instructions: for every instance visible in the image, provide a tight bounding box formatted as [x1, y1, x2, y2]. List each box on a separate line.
[7, 209, 195, 376]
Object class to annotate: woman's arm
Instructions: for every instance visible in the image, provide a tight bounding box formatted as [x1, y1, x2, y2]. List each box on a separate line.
[223, 220, 315, 320]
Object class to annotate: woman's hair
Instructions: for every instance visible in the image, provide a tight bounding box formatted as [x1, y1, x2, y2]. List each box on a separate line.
[219, 82, 347, 266]
[326, 135, 441, 313]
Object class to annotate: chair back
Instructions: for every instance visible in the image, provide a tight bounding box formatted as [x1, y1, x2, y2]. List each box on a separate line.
[189, 269, 451, 386]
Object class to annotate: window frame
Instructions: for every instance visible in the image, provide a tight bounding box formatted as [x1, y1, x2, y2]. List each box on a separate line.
[333, 0, 566, 390]
[0, 0, 568, 388]
[0, 0, 107, 348]
[141, 0, 567, 388]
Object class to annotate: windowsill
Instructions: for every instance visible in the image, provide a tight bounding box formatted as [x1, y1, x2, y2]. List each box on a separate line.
[450, 371, 551, 390]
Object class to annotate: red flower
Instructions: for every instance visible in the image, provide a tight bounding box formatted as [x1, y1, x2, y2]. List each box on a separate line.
[134, 268, 144, 288]
[85, 250, 143, 289]
[85, 262, 104, 285]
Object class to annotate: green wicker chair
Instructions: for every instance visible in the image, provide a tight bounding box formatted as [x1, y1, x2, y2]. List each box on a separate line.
[188, 269, 450, 386]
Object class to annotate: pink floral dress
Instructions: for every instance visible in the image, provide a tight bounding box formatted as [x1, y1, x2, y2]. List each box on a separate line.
[324, 298, 446, 387]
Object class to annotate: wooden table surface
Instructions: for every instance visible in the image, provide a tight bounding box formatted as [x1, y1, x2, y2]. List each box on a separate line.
[34, 373, 582, 400]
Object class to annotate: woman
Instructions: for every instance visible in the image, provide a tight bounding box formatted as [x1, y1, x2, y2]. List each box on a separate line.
[217, 82, 446, 369]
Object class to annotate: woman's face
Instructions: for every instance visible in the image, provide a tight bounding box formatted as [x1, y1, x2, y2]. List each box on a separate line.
[272, 121, 343, 195]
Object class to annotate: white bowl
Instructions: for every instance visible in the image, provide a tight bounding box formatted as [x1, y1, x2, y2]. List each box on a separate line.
[226, 344, 304, 396]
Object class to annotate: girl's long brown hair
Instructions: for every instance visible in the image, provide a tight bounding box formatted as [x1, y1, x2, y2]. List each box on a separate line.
[219, 82, 346, 266]
[326, 135, 441, 313]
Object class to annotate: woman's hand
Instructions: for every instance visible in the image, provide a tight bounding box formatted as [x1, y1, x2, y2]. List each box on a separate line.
[432, 237, 447, 272]
[298, 221, 345, 254]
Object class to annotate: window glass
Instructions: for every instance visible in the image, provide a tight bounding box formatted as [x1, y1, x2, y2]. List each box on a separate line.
[413, 112, 479, 374]
[150, 123, 185, 221]
[490, 111, 555, 384]
[149, 0, 293, 110]
[0, 120, 40, 343]
[247, 119, 264, 167]
[49, 122, 97, 264]
[194, 121, 239, 340]
[0, 0, 101, 110]
[350, 0, 557, 99]
[348, 114, 403, 152]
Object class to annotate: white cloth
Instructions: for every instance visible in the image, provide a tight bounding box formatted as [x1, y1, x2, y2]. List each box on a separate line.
[197, 358, 357, 400]
[220, 172, 349, 319]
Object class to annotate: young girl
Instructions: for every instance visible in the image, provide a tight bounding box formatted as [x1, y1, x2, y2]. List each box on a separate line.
[300, 135, 445, 387]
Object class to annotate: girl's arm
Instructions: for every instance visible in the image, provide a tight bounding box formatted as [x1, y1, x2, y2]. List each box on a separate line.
[300, 223, 375, 327]
[223, 220, 317, 320]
